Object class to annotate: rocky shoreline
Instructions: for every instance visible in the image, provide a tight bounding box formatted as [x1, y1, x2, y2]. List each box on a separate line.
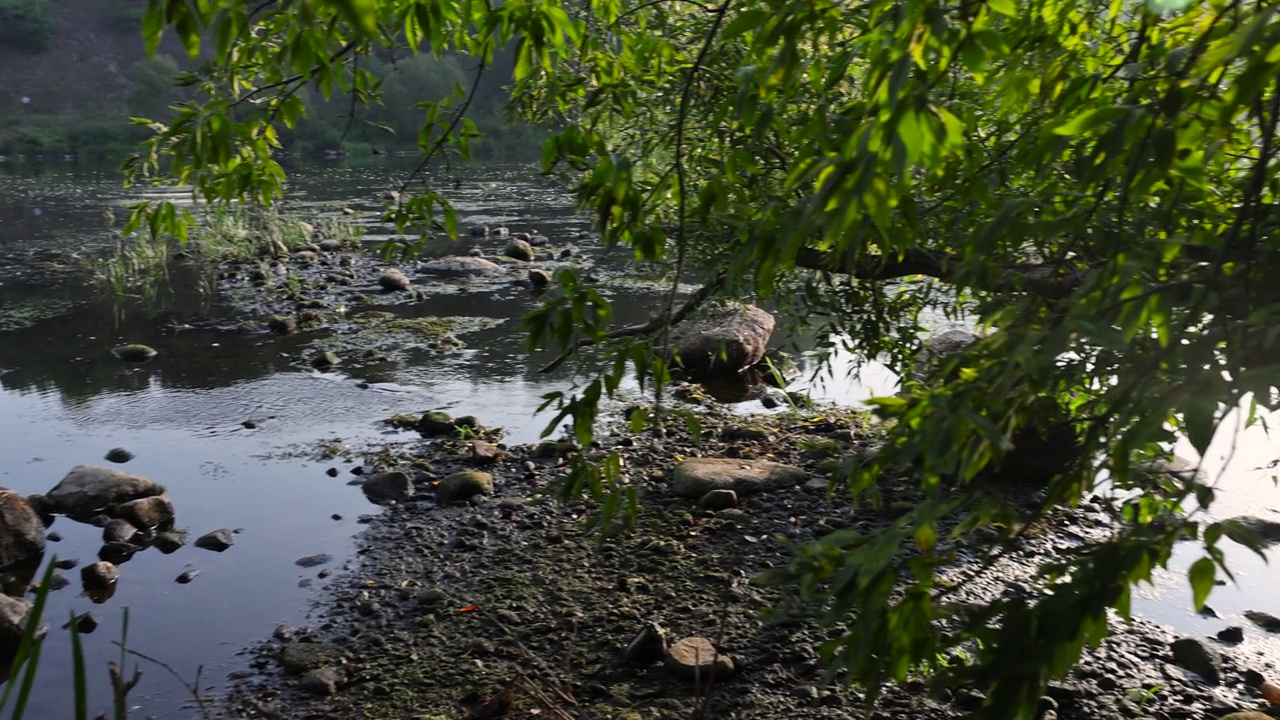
[217, 399, 1280, 720]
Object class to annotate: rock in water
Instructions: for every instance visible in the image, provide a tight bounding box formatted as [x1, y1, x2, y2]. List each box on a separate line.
[194, 529, 234, 552]
[436, 471, 494, 504]
[664, 637, 734, 682]
[104, 448, 134, 463]
[295, 554, 333, 568]
[418, 256, 503, 277]
[527, 269, 551, 288]
[504, 239, 534, 261]
[115, 495, 174, 530]
[80, 561, 119, 591]
[102, 519, 139, 544]
[1223, 516, 1280, 544]
[529, 234, 550, 247]
[672, 458, 807, 498]
[44, 465, 166, 519]
[98, 542, 136, 565]
[152, 530, 188, 554]
[378, 268, 411, 291]
[910, 329, 980, 383]
[175, 569, 199, 584]
[624, 622, 667, 665]
[362, 471, 414, 504]
[310, 351, 339, 370]
[1171, 637, 1221, 684]
[417, 411, 477, 437]
[1245, 610, 1280, 632]
[267, 316, 296, 335]
[0, 489, 45, 570]
[0, 594, 45, 651]
[111, 344, 157, 362]
[673, 303, 775, 373]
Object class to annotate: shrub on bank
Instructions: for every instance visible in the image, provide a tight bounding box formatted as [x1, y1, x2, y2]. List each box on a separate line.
[0, 0, 55, 52]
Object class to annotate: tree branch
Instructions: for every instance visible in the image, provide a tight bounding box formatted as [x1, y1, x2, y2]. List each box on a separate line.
[793, 247, 1086, 299]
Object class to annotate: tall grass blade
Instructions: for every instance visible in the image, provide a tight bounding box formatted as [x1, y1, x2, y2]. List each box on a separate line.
[1, 560, 56, 719]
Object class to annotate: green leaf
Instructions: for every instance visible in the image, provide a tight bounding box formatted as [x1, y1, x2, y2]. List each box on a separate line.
[1051, 106, 1129, 136]
[1187, 557, 1215, 611]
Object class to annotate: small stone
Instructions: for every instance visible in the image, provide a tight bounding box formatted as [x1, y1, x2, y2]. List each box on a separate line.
[111, 344, 157, 362]
[664, 637, 734, 682]
[470, 441, 501, 465]
[436, 471, 494, 504]
[175, 569, 199, 584]
[1245, 610, 1280, 632]
[378, 268, 411, 291]
[281, 642, 338, 675]
[152, 530, 188, 554]
[102, 519, 139, 544]
[80, 561, 119, 591]
[295, 554, 334, 568]
[318, 239, 342, 252]
[116, 495, 174, 529]
[45, 531, 61, 542]
[53, 558, 77, 570]
[311, 351, 339, 370]
[362, 471, 414, 504]
[98, 542, 136, 565]
[326, 468, 339, 477]
[1218, 626, 1244, 643]
[194, 529, 234, 552]
[242, 419, 259, 429]
[528, 269, 551, 288]
[624, 622, 666, 665]
[417, 411, 463, 437]
[64, 612, 98, 634]
[697, 489, 738, 511]
[504, 239, 534, 261]
[267, 316, 296, 335]
[104, 448, 134, 464]
[1171, 637, 1221, 684]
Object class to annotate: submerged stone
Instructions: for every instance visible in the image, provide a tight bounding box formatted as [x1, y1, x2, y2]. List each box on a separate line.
[111, 344, 157, 362]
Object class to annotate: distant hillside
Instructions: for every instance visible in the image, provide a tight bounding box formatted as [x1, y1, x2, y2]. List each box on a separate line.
[0, 0, 160, 117]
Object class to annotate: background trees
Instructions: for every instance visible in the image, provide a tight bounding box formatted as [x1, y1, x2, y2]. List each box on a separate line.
[130, 0, 1280, 716]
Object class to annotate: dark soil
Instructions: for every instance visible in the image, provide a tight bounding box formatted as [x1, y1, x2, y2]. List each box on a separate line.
[222, 403, 1280, 720]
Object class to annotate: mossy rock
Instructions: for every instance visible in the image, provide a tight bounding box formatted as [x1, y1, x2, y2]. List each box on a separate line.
[436, 471, 494, 503]
[281, 643, 339, 675]
[311, 351, 339, 369]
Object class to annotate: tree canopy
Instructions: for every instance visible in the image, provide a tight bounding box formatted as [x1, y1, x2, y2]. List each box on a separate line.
[128, 0, 1280, 716]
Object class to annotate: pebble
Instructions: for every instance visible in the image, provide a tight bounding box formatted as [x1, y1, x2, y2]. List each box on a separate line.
[176, 570, 200, 584]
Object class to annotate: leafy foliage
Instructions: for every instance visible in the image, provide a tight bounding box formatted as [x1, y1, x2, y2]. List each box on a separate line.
[129, 0, 1280, 717]
[0, 0, 54, 53]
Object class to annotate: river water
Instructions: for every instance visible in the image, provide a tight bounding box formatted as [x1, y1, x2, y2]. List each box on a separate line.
[0, 156, 1277, 717]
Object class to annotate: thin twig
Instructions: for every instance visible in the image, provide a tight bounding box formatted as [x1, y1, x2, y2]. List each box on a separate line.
[111, 642, 213, 720]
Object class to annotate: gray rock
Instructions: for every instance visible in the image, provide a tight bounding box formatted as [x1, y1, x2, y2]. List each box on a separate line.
[175, 569, 199, 584]
[436, 471, 494, 504]
[194, 529, 234, 552]
[111, 344, 157, 362]
[378, 268, 411, 291]
[664, 636, 734, 682]
[45, 465, 166, 519]
[673, 303, 775, 373]
[152, 530, 187, 554]
[1245, 610, 1280, 632]
[318, 238, 342, 252]
[624, 621, 666, 665]
[469, 224, 489, 236]
[300, 666, 344, 696]
[295, 553, 334, 568]
[115, 495, 174, 530]
[529, 234, 550, 247]
[104, 448, 134, 463]
[98, 542, 136, 565]
[362, 471, 414, 504]
[492, 226, 509, 238]
[528, 268, 551, 288]
[1217, 626, 1244, 643]
[504, 239, 534, 261]
[697, 488, 738, 511]
[0, 594, 45, 650]
[80, 561, 119, 591]
[0, 489, 45, 570]
[419, 256, 503, 277]
[1171, 637, 1221, 684]
[102, 519, 139, 544]
[910, 329, 980, 383]
[64, 612, 97, 634]
[293, 251, 318, 264]
[268, 316, 296, 335]
[672, 458, 807, 498]
[281, 642, 338, 675]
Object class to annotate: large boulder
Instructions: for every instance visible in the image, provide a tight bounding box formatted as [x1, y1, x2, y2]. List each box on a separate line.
[0, 594, 46, 654]
[672, 458, 807, 498]
[0, 489, 45, 570]
[419, 256, 503, 277]
[44, 466, 166, 519]
[673, 303, 775, 373]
